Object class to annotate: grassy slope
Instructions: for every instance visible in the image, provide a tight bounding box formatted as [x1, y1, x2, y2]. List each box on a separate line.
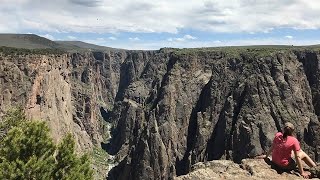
[55, 41, 116, 51]
[0, 34, 118, 52]
[0, 34, 59, 49]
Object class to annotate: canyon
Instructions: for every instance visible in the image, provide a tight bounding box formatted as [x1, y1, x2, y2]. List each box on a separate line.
[1, 41, 320, 179]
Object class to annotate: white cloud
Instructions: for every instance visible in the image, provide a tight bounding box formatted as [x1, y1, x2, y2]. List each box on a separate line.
[40, 34, 54, 40]
[67, 35, 77, 40]
[129, 37, 140, 41]
[108, 36, 117, 40]
[285, 35, 293, 39]
[184, 34, 197, 40]
[1, 0, 320, 34]
[167, 34, 197, 42]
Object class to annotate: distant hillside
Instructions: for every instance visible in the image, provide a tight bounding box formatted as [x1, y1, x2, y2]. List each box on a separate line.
[0, 34, 59, 49]
[1, 34, 319, 52]
[55, 41, 115, 51]
[0, 34, 117, 51]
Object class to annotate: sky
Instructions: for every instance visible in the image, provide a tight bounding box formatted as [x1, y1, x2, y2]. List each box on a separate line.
[1, 0, 320, 50]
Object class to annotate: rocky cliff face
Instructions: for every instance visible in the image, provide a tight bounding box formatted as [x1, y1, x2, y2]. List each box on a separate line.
[0, 50, 127, 150]
[106, 48, 320, 179]
[1, 47, 320, 179]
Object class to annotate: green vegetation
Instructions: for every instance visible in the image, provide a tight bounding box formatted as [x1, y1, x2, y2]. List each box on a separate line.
[91, 146, 111, 179]
[92, 147, 110, 166]
[173, 46, 278, 57]
[0, 46, 65, 56]
[172, 45, 320, 59]
[54, 134, 93, 180]
[0, 108, 93, 180]
[90, 114, 112, 179]
[0, 107, 26, 140]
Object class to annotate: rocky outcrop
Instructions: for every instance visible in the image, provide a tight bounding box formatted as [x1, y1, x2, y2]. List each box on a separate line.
[105, 49, 320, 179]
[175, 159, 320, 180]
[1, 47, 320, 179]
[311, 165, 320, 178]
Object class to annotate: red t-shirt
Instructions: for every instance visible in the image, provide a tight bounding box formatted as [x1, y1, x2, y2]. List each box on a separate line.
[272, 132, 301, 167]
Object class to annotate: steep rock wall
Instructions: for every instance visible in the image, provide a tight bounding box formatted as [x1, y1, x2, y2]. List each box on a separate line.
[0, 51, 128, 150]
[106, 49, 320, 179]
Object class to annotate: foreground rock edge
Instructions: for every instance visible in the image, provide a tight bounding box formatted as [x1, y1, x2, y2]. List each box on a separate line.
[175, 159, 320, 180]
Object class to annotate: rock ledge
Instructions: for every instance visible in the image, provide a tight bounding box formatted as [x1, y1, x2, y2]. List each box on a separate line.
[175, 159, 320, 180]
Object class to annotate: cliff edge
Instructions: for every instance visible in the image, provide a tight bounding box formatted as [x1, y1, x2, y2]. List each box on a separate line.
[176, 159, 320, 180]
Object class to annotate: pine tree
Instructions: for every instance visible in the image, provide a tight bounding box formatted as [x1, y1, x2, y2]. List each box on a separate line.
[54, 134, 93, 180]
[0, 121, 56, 180]
[0, 109, 94, 180]
[0, 107, 26, 141]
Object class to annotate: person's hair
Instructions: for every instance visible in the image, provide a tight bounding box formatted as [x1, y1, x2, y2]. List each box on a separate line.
[283, 126, 294, 139]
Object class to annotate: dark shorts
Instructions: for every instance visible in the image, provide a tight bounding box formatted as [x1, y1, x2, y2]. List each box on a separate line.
[275, 158, 297, 171]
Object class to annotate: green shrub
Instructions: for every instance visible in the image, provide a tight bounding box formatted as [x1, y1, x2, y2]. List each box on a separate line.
[0, 107, 26, 141]
[0, 46, 65, 56]
[0, 108, 93, 180]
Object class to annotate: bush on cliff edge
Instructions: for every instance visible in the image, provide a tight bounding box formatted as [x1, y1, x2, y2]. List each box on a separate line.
[0, 108, 93, 180]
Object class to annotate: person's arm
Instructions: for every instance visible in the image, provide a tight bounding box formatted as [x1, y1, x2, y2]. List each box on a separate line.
[255, 144, 273, 159]
[265, 144, 273, 158]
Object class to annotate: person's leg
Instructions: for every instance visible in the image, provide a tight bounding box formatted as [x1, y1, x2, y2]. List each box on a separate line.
[297, 150, 316, 168]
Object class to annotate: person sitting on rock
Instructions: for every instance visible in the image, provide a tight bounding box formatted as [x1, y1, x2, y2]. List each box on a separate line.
[261, 122, 316, 179]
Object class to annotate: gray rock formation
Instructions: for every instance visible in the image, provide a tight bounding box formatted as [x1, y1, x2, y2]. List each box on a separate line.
[1, 47, 320, 179]
[311, 165, 320, 178]
[175, 159, 320, 179]
[106, 48, 320, 179]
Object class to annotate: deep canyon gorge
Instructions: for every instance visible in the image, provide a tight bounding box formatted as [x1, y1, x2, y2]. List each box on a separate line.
[1, 45, 320, 179]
